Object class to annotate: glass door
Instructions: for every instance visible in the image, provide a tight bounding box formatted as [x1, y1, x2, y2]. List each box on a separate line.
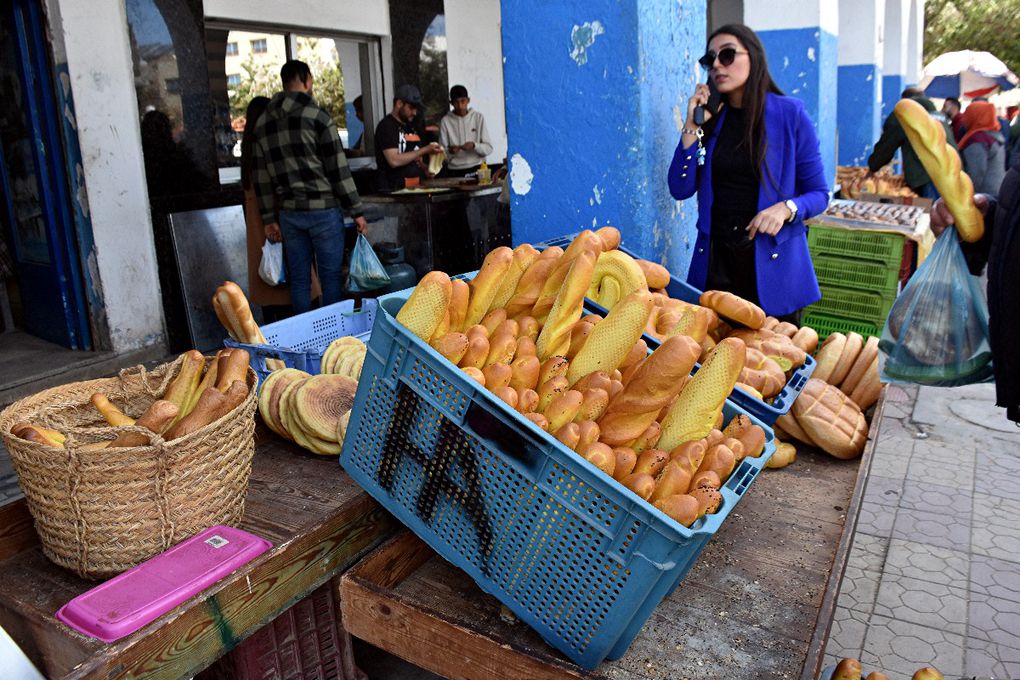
[0, 0, 90, 348]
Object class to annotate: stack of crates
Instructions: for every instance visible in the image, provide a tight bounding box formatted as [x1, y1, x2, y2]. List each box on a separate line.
[802, 223, 906, 339]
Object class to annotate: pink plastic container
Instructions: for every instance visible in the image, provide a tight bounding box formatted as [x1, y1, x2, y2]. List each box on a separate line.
[56, 525, 272, 642]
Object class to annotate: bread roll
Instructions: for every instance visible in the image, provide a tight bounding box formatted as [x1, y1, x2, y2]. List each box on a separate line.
[699, 290, 766, 330]
[791, 379, 868, 459]
[841, 335, 879, 395]
[813, 332, 846, 383]
[635, 259, 670, 289]
[791, 326, 819, 354]
[829, 332, 863, 386]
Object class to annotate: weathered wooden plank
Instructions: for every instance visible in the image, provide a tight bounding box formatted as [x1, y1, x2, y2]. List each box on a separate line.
[0, 499, 38, 559]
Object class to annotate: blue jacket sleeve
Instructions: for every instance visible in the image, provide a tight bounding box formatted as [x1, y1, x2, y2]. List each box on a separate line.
[668, 137, 699, 200]
[791, 104, 830, 219]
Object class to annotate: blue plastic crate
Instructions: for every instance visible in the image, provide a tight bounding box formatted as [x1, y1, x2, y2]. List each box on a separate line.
[224, 299, 377, 383]
[536, 233, 815, 425]
[339, 285, 775, 670]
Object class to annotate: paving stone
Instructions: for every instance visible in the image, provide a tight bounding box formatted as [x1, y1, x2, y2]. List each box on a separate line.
[892, 507, 971, 553]
[873, 573, 968, 635]
[883, 400, 913, 420]
[883, 539, 969, 588]
[835, 564, 881, 617]
[860, 614, 964, 678]
[856, 501, 897, 538]
[884, 383, 917, 404]
[968, 591, 1020, 647]
[848, 534, 890, 574]
[964, 636, 1020, 678]
[869, 442, 914, 480]
[970, 553, 1020, 598]
[862, 474, 904, 508]
[822, 605, 869, 663]
[875, 417, 915, 445]
[898, 479, 972, 517]
[908, 443, 976, 490]
[972, 493, 1020, 563]
[975, 450, 1020, 501]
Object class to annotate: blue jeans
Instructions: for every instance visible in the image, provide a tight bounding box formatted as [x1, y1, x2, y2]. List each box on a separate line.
[279, 208, 344, 314]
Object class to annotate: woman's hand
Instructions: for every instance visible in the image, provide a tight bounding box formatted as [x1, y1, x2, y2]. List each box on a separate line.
[746, 202, 791, 239]
[930, 194, 991, 237]
[685, 83, 713, 128]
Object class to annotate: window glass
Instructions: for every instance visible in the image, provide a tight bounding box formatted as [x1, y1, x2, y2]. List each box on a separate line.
[250, 38, 268, 54]
[226, 42, 238, 56]
[224, 30, 286, 145]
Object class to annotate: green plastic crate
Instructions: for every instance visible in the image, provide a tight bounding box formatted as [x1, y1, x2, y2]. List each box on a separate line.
[807, 284, 896, 324]
[807, 224, 905, 267]
[812, 253, 901, 295]
[802, 311, 883, 341]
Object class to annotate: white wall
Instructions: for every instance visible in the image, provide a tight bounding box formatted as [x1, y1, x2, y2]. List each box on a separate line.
[839, 0, 883, 66]
[883, 0, 907, 76]
[905, 0, 924, 83]
[204, 0, 391, 36]
[444, 0, 508, 165]
[745, 0, 839, 33]
[52, 0, 166, 352]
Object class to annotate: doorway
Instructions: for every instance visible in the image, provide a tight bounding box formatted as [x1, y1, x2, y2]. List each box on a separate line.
[0, 0, 91, 350]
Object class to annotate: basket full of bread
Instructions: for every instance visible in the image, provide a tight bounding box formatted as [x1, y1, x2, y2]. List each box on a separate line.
[341, 230, 778, 669]
[0, 349, 257, 579]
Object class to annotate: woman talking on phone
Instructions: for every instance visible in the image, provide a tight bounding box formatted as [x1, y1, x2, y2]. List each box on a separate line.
[669, 24, 829, 320]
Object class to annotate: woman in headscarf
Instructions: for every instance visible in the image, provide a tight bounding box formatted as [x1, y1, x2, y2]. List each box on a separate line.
[958, 100, 1006, 197]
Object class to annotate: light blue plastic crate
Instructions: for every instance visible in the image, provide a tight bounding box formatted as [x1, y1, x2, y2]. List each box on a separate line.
[339, 285, 775, 670]
[536, 233, 815, 425]
[223, 298, 377, 383]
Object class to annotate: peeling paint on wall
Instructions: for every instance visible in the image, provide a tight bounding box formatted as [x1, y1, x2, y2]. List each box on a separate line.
[569, 21, 605, 65]
[510, 153, 534, 195]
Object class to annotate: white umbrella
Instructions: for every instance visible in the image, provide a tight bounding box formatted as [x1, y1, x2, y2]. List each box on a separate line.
[919, 50, 1019, 99]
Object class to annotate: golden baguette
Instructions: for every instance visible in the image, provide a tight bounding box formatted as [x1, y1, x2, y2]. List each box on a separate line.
[464, 247, 514, 328]
[490, 244, 540, 312]
[566, 290, 654, 385]
[396, 271, 453, 341]
[532, 231, 602, 321]
[658, 337, 746, 452]
[535, 250, 597, 360]
[894, 98, 984, 242]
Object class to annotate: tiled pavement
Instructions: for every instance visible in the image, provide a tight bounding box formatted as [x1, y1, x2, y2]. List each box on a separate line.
[822, 382, 1020, 679]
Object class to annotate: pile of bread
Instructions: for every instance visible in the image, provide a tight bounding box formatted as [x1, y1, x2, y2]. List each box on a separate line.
[393, 230, 779, 528]
[837, 165, 915, 199]
[775, 331, 882, 461]
[830, 657, 945, 680]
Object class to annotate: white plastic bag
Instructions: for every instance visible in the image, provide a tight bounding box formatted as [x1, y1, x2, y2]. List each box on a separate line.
[258, 240, 286, 286]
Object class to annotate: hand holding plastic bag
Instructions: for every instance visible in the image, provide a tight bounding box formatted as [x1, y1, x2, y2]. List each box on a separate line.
[879, 227, 993, 386]
[258, 240, 286, 286]
[346, 233, 391, 292]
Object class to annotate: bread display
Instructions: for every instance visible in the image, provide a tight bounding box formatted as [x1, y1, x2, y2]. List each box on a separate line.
[894, 99, 984, 242]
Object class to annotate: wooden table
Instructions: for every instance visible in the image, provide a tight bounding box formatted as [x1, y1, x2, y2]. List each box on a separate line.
[0, 432, 397, 679]
[339, 395, 887, 680]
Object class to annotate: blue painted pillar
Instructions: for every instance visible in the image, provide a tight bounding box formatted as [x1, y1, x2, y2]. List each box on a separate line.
[501, 1, 706, 279]
[745, 0, 839, 187]
[836, 0, 882, 167]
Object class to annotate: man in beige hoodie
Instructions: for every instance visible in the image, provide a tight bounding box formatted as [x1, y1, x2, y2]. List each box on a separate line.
[439, 85, 493, 177]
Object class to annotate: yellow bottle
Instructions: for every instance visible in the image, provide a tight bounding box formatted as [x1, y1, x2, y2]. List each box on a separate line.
[478, 162, 491, 185]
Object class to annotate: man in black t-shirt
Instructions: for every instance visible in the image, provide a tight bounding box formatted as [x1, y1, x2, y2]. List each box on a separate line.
[374, 84, 441, 191]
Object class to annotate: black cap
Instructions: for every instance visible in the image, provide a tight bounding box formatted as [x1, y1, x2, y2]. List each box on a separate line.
[394, 84, 424, 107]
[449, 85, 468, 100]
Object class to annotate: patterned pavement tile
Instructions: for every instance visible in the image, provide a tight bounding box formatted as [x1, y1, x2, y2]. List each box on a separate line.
[848, 533, 890, 574]
[898, 479, 972, 517]
[873, 573, 968, 635]
[835, 564, 881, 617]
[906, 444, 975, 490]
[972, 493, 1020, 562]
[883, 399, 913, 420]
[860, 614, 964, 678]
[869, 444, 913, 481]
[862, 475, 903, 508]
[856, 501, 897, 538]
[970, 553, 1020, 597]
[892, 506, 972, 553]
[882, 539, 969, 587]
[968, 591, 1020, 647]
[976, 450, 1020, 501]
[822, 604, 869, 662]
[964, 637, 1020, 678]
[884, 383, 917, 404]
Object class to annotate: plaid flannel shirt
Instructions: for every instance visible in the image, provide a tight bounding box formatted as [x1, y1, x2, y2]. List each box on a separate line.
[253, 91, 364, 224]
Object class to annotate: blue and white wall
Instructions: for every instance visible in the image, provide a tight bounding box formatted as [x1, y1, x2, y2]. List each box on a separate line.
[501, 1, 706, 278]
[837, 0, 883, 167]
[880, 0, 925, 119]
[744, 0, 839, 186]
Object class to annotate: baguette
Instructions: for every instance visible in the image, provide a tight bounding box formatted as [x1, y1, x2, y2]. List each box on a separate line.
[448, 278, 471, 333]
[490, 244, 539, 312]
[595, 226, 621, 250]
[567, 290, 654, 384]
[504, 253, 561, 319]
[90, 393, 135, 427]
[841, 336, 879, 396]
[894, 98, 984, 242]
[217, 348, 250, 392]
[699, 290, 765, 330]
[532, 231, 602, 321]
[829, 332, 863, 387]
[163, 350, 205, 412]
[535, 250, 597, 360]
[587, 250, 647, 309]
[166, 380, 247, 441]
[109, 399, 179, 447]
[396, 271, 453, 341]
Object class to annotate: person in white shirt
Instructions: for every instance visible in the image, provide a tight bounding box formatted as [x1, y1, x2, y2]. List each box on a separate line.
[439, 85, 493, 177]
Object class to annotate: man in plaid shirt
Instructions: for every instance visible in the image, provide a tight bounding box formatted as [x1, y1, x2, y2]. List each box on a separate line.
[253, 60, 367, 313]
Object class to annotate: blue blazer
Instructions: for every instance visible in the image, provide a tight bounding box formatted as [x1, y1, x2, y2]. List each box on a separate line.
[668, 93, 830, 316]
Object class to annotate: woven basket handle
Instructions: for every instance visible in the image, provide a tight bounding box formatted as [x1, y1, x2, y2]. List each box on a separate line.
[118, 354, 184, 400]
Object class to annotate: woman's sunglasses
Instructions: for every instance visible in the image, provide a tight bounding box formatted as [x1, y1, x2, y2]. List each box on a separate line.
[698, 47, 748, 69]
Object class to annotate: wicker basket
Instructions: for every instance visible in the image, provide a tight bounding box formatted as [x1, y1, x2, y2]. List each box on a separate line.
[0, 356, 258, 579]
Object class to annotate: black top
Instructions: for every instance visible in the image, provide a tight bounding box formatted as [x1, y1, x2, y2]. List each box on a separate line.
[374, 114, 425, 191]
[711, 106, 760, 231]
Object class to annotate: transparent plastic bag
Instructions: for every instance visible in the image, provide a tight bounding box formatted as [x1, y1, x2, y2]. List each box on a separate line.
[879, 227, 993, 386]
[346, 233, 391, 292]
[258, 240, 286, 286]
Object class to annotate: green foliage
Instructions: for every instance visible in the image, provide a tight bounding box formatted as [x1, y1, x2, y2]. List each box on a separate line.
[419, 37, 450, 125]
[924, 0, 1020, 80]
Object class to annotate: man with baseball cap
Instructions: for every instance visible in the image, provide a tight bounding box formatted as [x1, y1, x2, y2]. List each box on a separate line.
[374, 84, 440, 191]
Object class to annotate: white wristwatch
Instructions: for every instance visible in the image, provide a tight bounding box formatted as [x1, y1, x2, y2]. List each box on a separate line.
[784, 199, 798, 223]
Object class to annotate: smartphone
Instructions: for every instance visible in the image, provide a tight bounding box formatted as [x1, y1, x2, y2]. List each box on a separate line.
[694, 77, 722, 126]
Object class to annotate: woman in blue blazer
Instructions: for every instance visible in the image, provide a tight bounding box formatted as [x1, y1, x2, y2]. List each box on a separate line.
[669, 23, 830, 319]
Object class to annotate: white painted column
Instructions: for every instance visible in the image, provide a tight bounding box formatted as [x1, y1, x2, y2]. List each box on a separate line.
[904, 0, 925, 85]
[837, 0, 883, 166]
[444, 0, 508, 165]
[744, 0, 840, 184]
[51, 0, 166, 352]
[881, 0, 908, 117]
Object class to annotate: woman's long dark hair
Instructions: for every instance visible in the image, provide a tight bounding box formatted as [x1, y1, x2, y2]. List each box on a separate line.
[703, 24, 783, 187]
[240, 96, 271, 190]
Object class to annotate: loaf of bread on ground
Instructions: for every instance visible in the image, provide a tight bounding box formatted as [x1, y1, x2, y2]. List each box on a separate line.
[791, 378, 867, 459]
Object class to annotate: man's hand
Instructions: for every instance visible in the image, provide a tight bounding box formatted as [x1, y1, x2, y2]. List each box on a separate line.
[462, 141, 475, 151]
[418, 142, 441, 158]
[264, 222, 282, 242]
[353, 215, 369, 235]
[930, 194, 990, 237]
[747, 202, 791, 239]
[449, 144, 462, 154]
